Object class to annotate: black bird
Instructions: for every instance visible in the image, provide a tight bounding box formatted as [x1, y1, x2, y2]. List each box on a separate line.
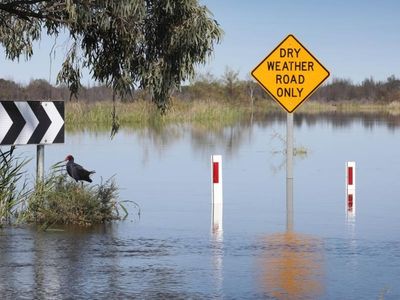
[65, 155, 95, 183]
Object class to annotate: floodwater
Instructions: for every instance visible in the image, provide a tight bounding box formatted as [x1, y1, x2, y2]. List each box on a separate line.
[2, 112, 400, 299]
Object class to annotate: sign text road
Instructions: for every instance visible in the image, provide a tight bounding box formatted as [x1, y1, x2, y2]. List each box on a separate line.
[251, 34, 329, 113]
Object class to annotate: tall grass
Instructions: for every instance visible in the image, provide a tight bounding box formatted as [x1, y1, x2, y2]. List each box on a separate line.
[0, 147, 30, 225]
[65, 99, 255, 131]
[65, 99, 400, 132]
[298, 100, 400, 115]
[21, 163, 133, 228]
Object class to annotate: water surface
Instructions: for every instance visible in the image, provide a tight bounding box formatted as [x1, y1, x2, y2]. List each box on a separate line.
[1, 112, 400, 299]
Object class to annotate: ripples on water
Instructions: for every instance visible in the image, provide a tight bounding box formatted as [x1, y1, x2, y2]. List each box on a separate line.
[2, 113, 400, 299]
[1, 227, 400, 299]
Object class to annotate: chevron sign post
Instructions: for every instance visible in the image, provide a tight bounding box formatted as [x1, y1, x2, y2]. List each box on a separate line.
[0, 101, 64, 145]
[0, 101, 64, 182]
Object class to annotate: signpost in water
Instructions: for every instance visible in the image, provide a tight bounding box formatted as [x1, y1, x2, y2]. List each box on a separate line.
[251, 34, 329, 229]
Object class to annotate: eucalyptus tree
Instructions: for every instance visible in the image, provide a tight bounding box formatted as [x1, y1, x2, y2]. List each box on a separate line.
[0, 0, 222, 111]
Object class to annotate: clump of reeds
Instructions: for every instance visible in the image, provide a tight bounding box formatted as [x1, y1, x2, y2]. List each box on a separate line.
[0, 147, 29, 225]
[21, 162, 132, 228]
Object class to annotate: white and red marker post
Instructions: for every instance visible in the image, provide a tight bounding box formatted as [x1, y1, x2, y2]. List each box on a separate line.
[211, 155, 223, 232]
[346, 161, 356, 216]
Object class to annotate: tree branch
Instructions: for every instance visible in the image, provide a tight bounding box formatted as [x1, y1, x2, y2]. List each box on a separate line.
[0, 1, 66, 23]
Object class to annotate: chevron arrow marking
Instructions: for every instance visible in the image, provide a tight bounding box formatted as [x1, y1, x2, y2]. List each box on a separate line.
[1, 101, 26, 145]
[27, 101, 51, 144]
[0, 102, 13, 143]
[0, 101, 64, 146]
[14, 101, 39, 145]
[40, 102, 64, 144]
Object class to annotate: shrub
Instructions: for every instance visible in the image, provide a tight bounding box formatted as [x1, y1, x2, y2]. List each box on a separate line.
[21, 163, 132, 228]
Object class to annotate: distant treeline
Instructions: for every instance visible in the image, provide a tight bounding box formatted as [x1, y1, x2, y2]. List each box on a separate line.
[1, 71, 400, 103]
[0, 79, 113, 102]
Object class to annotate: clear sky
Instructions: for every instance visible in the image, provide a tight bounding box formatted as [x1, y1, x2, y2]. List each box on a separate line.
[1, 0, 400, 85]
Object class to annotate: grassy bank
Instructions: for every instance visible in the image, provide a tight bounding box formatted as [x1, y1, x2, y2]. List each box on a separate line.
[65, 99, 400, 130]
[66, 99, 250, 130]
[298, 100, 400, 114]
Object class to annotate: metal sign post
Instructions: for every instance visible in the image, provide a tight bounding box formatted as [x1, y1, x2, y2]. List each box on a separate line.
[36, 145, 45, 183]
[286, 113, 294, 231]
[251, 34, 329, 230]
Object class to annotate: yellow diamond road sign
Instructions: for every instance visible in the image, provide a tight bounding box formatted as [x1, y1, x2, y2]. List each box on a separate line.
[251, 34, 330, 113]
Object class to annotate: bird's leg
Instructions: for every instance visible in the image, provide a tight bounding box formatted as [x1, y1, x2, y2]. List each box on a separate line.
[81, 182, 83, 189]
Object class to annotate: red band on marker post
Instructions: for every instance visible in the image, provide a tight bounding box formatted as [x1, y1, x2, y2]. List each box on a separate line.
[348, 167, 353, 185]
[346, 161, 356, 216]
[211, 155, 223, 232]
[347, 194, 353, 211]
[213, 162, 219, 183]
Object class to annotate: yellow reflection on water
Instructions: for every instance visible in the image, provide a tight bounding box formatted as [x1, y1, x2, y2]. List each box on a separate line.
[258, 231, 324, 300]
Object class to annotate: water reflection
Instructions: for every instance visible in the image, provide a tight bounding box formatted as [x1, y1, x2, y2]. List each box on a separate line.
[0, 228, 34, 298]
[346, 193, 356, 221]
[29, 225, 119, 298]
[211, 154, 224, 298]
[258, 160, 324, 299]
[285, 111, 400, 130]
[211, 227, 224, 299]
[135, 121, 256, 159]
[66, 111, 400, 169]
[0, 225, 197, 298]
[190, 122, 254, 158]
[32, 230, 62, 299]
[4, 110, 400, 298]
[258, 231, 324, 299]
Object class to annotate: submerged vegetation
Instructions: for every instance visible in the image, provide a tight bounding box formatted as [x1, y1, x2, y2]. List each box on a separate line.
[0, 153, 132, 228]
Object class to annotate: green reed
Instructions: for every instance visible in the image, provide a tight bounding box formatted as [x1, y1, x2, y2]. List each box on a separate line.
[65, 99, 257, 131]
[65, 99, 400, 134]
[0, 147, 30, 225]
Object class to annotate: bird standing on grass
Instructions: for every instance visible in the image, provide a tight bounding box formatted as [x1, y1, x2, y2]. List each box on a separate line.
[65, 155, 95, 183]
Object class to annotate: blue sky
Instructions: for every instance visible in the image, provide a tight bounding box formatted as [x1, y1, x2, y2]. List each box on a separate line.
[1, 0, 399, 85]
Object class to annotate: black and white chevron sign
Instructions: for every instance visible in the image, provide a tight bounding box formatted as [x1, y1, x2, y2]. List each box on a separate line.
[0, 101, 64, 145]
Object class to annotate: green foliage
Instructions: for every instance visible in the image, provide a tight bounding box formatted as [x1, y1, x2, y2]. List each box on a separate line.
[0, 147, 30, 224]
[21, 163, 132, 228]
[0, 0, 223, 110]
